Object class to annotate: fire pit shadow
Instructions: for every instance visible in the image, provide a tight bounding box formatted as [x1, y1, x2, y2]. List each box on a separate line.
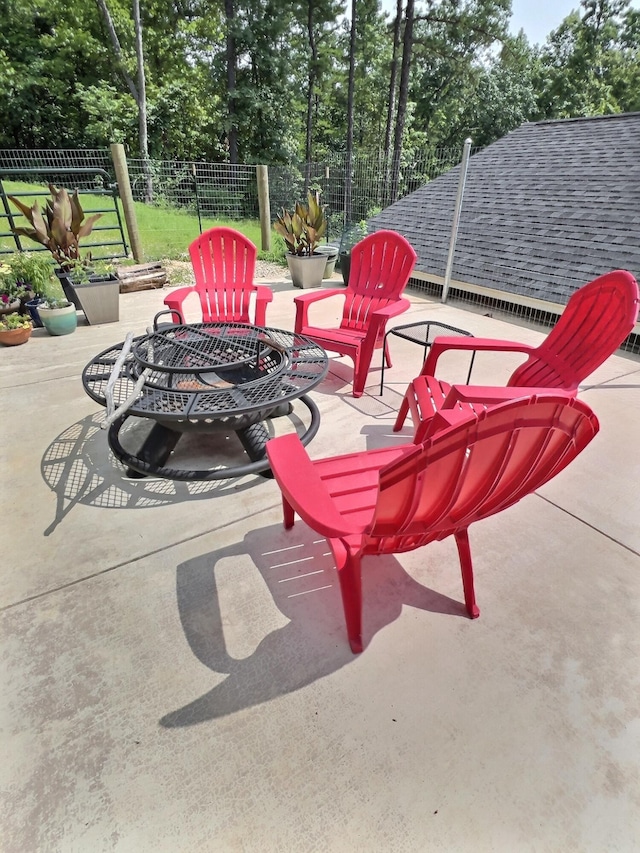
[40, 412, 259, 535]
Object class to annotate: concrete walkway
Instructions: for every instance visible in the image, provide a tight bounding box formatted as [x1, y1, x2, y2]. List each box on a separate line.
[2, 277, 640, 852]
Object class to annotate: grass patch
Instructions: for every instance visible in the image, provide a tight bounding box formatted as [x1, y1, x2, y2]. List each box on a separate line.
[1, 179, 287, 265]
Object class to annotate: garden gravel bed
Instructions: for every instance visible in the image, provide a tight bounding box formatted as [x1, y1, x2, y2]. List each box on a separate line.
[163, 259, 288, 286]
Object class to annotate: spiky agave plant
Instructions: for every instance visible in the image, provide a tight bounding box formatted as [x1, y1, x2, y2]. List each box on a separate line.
[274, 191, 326, 256]
[8, 184, 103, 271]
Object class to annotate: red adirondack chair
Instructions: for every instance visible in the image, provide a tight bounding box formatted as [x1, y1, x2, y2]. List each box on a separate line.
[164, 227, 273, 325]
[394, 269, 639, 443]
[266, 389, 599, 653]
[293, 230, 417, 397]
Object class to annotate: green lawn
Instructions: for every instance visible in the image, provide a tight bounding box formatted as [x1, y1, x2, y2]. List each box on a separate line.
[1, 180, 287, 265]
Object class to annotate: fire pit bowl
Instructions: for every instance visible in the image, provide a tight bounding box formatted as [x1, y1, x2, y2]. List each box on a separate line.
[82, 322, 329, 480]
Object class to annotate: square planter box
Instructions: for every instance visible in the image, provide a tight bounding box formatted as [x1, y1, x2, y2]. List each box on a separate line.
[56, 270, 120, 324]
[286, 253, 327, 288]
[72, 274, 120, 324]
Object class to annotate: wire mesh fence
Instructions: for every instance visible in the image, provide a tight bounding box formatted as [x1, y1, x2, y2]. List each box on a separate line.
[0, 146, 468, 246]
[2, 145, 635, 359]
[126, 159, 260, 220]
[269, 148, 471, 243]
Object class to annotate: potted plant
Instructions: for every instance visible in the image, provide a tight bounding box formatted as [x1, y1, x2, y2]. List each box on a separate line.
[338, 220, 368, 286]
[0, 259, 34, 315]
[0, 251, 56, 325]
[36, 277, 78, 336]
[274, 192, 328, 288]
[38, 296, 78, 336]
[0, 262, 22, 316]
[8, 184, 120, 324]
[0, 312, 33, 346]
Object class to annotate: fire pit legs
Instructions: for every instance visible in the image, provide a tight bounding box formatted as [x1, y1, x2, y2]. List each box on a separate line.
[125, 423, 181, 479]
[235, 422, 273, 479]
[105, 395, 322, 481]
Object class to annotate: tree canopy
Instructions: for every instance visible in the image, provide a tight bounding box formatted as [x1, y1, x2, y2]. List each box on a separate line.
[1, 0, 639, 162]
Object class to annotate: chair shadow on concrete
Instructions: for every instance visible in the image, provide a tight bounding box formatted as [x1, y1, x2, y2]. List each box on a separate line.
[40, 411, 263, 536]
[160, 523, 467, 727]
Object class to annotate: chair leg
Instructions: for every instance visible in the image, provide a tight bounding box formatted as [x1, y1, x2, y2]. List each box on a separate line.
[335, 544, 364, 653]
[393, 391, 411, 432]
[353, 340, 377, 397]
[384, 339, 392, 368]
[283, 496, 295, 529]
[454, 529, 480, 618]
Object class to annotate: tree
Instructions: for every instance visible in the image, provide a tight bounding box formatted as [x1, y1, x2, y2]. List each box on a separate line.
[95, 0, 153, 198]
[534, 0, 631, 118]
[415, 32, 537, 149]
[299, 0, 342, 185]
[345, 0, 357, 220]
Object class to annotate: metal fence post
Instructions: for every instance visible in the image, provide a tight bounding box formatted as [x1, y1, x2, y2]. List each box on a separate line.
[442, 137, 472, 304]
[256, 165, 271, 252]
[110, 143, 144, 262]
[192, 164, 203, 235]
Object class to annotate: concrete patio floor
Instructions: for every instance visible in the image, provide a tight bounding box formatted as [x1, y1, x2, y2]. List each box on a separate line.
[2, 274, 640, 852]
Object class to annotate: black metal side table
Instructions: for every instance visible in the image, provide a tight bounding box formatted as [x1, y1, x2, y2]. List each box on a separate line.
[379, 320, 476, 395]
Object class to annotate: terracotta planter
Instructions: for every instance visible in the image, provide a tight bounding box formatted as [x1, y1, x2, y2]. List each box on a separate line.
[0, 325, 32, 346]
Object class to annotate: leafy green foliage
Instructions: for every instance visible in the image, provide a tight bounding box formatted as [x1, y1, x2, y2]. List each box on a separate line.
[533, 0, 636, 119]
[0, 312, 32, 330]
[1, 0, 640, 183]
[0, 251, 54, 297]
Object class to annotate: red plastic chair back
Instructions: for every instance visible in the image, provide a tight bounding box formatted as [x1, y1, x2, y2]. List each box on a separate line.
[371, 394, 599, 553]
[508, 270, 639, 389]
[340, 230, 417, 337]
[189, 227, 258, 323]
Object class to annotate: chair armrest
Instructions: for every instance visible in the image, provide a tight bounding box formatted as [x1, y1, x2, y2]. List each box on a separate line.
[163, 286, 196, 317]
[371, 297, 411, 322]
[361, 298, 412, 342]
[441, 384, 575, 408]
[266, 434, 363, 538]
[420, 336, 536, 377]
[254, 286, 273, 326]
[294, 288, 346, 332]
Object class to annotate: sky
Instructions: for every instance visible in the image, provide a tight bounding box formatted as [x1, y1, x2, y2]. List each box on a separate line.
[379, 2, 640, 46]
[510, 0, 640, 45]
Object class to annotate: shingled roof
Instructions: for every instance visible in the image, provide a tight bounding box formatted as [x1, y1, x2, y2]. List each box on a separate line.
[370, 113, 640, 305]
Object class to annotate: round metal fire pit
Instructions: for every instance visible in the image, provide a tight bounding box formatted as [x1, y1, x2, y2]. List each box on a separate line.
[82, 322, 329, 480]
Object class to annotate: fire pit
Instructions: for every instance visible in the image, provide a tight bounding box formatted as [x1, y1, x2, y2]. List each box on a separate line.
[82, 322, 329, 480]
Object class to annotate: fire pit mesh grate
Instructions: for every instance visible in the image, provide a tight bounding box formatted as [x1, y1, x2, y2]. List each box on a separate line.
[82, 324, 329, 422]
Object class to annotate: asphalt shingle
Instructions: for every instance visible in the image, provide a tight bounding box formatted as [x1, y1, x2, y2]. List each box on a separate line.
[370, 113, 640, 305]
